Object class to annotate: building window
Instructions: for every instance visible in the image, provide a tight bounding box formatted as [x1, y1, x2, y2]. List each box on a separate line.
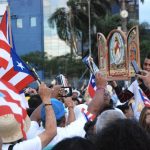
[17, 18, 23, 28]
[30, 17, 36, 27]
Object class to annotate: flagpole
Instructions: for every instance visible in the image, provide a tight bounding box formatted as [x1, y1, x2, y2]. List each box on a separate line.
[6, 6, 13, 48]
[26, 62, 41, 86]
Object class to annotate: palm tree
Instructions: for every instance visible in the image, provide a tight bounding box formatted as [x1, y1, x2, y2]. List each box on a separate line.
[48, 0, 143, 58]
[48, 0, 115, 57]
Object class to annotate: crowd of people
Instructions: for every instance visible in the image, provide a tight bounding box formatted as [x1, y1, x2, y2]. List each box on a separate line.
[1, 52, 150, 150]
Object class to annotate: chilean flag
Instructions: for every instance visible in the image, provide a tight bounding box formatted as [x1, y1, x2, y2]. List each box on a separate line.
[88, 74, 97, 98]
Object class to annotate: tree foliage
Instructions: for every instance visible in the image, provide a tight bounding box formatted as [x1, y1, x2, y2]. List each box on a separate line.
[21, 52, 87, 79]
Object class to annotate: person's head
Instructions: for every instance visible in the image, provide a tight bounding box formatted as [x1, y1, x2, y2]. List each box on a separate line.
[72, 89, 80, 99]
[52, 136, 97, 150]
[27, 94, 42, 116]
[95, 110, 126, 133]
[95, 119, 150, 150]
[139, 107, 150, 134]
[41, 98, 66, 127]
[117, 102, 134, 119]
[143, 52, 150, 72]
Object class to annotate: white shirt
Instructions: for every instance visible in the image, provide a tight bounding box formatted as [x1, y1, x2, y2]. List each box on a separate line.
[38, 113, 87, 147]
[27, 106, 87, 148]
[2, 136, 42, 150]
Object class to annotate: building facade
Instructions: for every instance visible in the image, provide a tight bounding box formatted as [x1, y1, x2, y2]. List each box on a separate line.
[8, 0, 44, 56]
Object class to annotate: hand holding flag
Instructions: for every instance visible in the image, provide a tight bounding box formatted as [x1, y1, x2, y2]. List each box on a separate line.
[82, 56, 99, 76]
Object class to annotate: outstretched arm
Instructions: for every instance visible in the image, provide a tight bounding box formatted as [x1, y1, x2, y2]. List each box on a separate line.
[36, 83, 57, 149]
[88, 72, 107, 115]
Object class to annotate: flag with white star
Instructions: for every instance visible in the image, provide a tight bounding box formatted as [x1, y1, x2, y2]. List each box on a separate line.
[0, 40, 37, 92]
[87, 74, 97, 98]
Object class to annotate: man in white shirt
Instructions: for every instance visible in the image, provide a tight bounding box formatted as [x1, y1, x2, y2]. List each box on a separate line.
[28, 72, 107, 149]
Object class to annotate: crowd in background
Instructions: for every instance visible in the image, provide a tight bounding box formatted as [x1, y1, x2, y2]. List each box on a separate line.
[1, 52, 150, 150]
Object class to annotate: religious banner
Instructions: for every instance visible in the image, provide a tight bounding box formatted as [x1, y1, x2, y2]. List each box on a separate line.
[97, 33, 108, 78]
[107, 29, 128, 80]
[127, 26, 140, 77]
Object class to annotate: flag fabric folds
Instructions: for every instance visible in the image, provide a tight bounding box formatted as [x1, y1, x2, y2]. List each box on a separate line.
[0, 30, 11, 69]
[81, 108, 96, 121]
[0, 46, 37, 92]
[139, 89, 150, 107]
[0, 9, 37, 92]
[88, 74, 97, 98]
[0, 10, 9, 40]
[0, 79, 27, 138]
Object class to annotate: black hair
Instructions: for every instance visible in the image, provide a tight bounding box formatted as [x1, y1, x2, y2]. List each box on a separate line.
[117, 102, 129, 114]
[42, 115, 65, 128]
[84, 118, 97, 141]
[52, 136, 98, 150]
[95, 119, 150, 150]
[146, 52, 150, 59]
[27, 94, 42, 116]
[28, 94, 42, 108]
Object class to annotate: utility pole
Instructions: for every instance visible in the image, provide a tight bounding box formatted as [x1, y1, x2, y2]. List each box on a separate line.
[87, 0, 91, 56]
[120, 0, 128, 33]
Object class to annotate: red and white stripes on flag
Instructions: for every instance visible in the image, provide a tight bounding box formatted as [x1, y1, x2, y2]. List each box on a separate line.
[0, 57, 36, 92]
[0, 9, 9, 40]
[139, 89, 150, 107]
[0, 79, 27, 138]
[0, 30, 11, 69]
[0, 9, 37, 92]
[87, 74, 97, 98]
[81, 108, 96, 121]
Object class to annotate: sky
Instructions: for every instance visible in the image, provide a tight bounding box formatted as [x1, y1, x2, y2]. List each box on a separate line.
[139, 0, 150, 23]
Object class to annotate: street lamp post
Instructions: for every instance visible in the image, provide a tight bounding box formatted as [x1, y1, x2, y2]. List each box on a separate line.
[75, 0, 91, 56]
[87, 0, 91, 56]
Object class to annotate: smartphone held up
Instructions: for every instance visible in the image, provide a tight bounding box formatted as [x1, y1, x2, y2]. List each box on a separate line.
[131, 60, 141, 74]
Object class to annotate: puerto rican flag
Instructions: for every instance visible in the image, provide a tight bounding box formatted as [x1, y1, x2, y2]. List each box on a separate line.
[0, 9, 37, 92]
[0, 30, 11, 69]
[0, 44, 37, 92]
[88, 74, 97, 98]
[139, 89, 150, 107]
[0, 9, 9, 40]
[0, 9, 11, 69]
[0, 79, 27, 139]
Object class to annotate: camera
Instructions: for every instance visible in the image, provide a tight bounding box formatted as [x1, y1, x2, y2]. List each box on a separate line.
[60, 87, 72, 97]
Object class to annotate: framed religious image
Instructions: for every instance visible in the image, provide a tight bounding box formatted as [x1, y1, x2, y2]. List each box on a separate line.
[107, 29, 128, 80]
[127, 26, 140, 77]
[97, 33, 108, 77]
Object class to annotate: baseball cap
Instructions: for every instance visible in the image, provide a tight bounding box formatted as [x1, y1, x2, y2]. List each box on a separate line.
[41, 98, 66, 121]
